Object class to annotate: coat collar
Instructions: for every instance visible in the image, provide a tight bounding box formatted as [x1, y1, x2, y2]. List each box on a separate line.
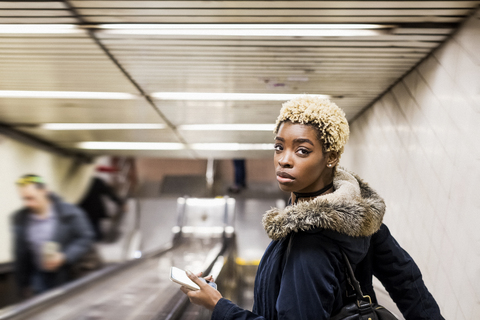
[15, 193, 72, 224]
[262, 168, 386, 240]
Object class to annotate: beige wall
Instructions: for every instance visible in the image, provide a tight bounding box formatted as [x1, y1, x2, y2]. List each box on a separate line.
[136, 158, 208, 184]
[217, 158, 275, 184]
[136, 158, 275, 186]
[0, 134, 94, 263]
[341, 10, 480, 320]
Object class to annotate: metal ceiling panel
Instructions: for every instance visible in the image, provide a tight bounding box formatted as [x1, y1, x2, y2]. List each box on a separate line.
[178, 130, 276, 144]
[0, 99, 163, 124]
[0, 34, 141, 92]
[0, 1, 478, 158]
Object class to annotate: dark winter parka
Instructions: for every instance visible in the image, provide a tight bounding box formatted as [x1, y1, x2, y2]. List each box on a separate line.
[212, 168, 386, 320]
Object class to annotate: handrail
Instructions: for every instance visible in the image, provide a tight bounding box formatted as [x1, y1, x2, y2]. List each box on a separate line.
[0, 241, 174, 320]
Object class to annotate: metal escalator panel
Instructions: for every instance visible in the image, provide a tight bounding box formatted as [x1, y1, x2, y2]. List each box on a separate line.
[174, 197, 235, 239]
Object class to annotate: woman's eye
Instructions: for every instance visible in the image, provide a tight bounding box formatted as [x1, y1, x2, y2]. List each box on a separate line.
[274, 144, 283, 151]
[297, 148, 311, 155]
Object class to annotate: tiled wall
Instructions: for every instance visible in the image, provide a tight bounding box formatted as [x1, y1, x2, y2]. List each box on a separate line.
[341, 9, 480, 320]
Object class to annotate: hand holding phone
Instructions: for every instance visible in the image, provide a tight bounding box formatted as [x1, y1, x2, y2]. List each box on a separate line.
[170, 267, 217, 291]
[170, 267, 200, 290]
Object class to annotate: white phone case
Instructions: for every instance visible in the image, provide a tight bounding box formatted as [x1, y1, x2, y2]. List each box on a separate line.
[169, 266, 200, 291]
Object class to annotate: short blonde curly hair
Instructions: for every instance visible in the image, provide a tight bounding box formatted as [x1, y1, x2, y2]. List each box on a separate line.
[274, 96, 350, 156]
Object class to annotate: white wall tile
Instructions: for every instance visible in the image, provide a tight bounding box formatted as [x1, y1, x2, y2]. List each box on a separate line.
[342, 9, 480, 320]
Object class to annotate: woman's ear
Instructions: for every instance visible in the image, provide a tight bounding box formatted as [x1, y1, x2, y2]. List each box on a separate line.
[326, 151, 339, 168]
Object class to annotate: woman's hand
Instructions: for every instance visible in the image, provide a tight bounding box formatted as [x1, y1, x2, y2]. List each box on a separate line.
[180, 270, 223, 311]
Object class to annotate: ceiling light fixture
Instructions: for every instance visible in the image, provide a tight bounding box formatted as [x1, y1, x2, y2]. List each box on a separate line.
[0, 24, 84, 34]
[78, 142, 185, 150]
[0, 24, 393, 37]
[76, 142, 274, 151]
[178, 124, 274, 131]
[97, 24, 392, 37]
[0, 90, 138, 99]
[41, 123, 166, 130]
[191, 143, 274, 151]
[151, 92, 330, 101]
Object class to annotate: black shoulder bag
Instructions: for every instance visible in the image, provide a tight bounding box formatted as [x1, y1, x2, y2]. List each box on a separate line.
[330, 251, 399, 320]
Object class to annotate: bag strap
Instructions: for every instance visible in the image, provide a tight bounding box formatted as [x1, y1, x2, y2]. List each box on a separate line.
[281, 233, 294, 272]
[341, 251, 366, 302]
[283, 236, 368, 304]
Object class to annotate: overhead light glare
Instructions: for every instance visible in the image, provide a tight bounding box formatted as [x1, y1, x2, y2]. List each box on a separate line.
[151, 92, 330, 101]
[0, 24, 83, 34]
[78, 142, 184, 150]
[77, 142, 274, 151]
[0, 24, 392, 36]
[186, 198, 227, 206]
[97, 24, 391, 37]
[41, 123, 166, 130]
[191, 143, 274, 151]
[0, 90, 138, 100]
[178, 124, 274, 131]
[99, 24, 388, 30]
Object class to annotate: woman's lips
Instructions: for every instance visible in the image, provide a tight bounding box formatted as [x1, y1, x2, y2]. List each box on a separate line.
[276, 171, 295, 183]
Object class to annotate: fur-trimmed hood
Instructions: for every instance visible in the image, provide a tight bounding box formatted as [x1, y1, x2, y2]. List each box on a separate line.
[263, 168, 385, 240]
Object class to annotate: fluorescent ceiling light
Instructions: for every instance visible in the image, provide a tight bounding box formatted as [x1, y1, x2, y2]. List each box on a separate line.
[0, 24, 84, 34]
[77, 142, 274, 151]
[0, 24, 392, 36]
[97, 24, 391, 37]
[178, 124, 274, 131]
[151, 92, 330, 101]
[0, 90, 138, 100]
[191, 143, 274, 151]
[41, 123, 166, 130]
[78, 142, 184, 150]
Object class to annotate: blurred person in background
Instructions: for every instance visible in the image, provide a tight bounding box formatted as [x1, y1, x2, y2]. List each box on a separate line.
[12, 175, 94, 297]
[228, 159, 247, 193]
[79, 169, 125, 241]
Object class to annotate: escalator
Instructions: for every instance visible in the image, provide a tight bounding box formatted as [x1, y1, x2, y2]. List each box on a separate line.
[0, 197, 236, 320]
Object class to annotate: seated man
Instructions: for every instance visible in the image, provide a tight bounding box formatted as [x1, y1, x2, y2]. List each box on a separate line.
[12, 174, 94, 297]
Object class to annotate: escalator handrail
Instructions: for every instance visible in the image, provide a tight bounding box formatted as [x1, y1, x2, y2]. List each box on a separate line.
[0, 241, 174, 320]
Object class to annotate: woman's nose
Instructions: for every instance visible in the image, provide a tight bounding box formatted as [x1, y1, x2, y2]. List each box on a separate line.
[278, 152, 293, 168]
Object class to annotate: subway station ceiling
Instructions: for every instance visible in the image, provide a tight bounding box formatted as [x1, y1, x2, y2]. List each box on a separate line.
[0, 1, 479, 159]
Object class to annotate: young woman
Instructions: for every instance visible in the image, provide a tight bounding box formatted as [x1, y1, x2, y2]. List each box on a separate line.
[181, 96, 442, 319]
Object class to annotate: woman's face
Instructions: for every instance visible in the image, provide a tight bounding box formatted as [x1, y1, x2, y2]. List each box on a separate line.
[274, 121, 334, 193]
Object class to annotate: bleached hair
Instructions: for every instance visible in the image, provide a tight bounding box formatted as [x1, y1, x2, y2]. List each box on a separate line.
[274, 95, 350, 156]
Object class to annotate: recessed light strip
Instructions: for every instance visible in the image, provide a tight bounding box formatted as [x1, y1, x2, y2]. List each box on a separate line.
[191, 143, 274, 151]
[41, 123, 166, 130]
[78, 142, 185, 150]
[96, 24, 392, 37]
[0, 90, 138, 100]
[0, 91, 326, 101]
[0, 24, 392, 37]
[0, 24, 84, 34]
[178, 124, 274, 131]
[151, 92, 330, 101]
[77, 142, 274, 151]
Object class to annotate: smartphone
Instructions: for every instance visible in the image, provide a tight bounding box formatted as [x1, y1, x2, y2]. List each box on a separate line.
[170, 267, 200, 291]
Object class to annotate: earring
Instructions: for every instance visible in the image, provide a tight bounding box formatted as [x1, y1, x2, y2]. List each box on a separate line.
[328, 164, 332, 167]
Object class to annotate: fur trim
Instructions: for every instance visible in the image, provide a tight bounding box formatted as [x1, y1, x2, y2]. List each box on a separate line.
[262, 168, 385, 240]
